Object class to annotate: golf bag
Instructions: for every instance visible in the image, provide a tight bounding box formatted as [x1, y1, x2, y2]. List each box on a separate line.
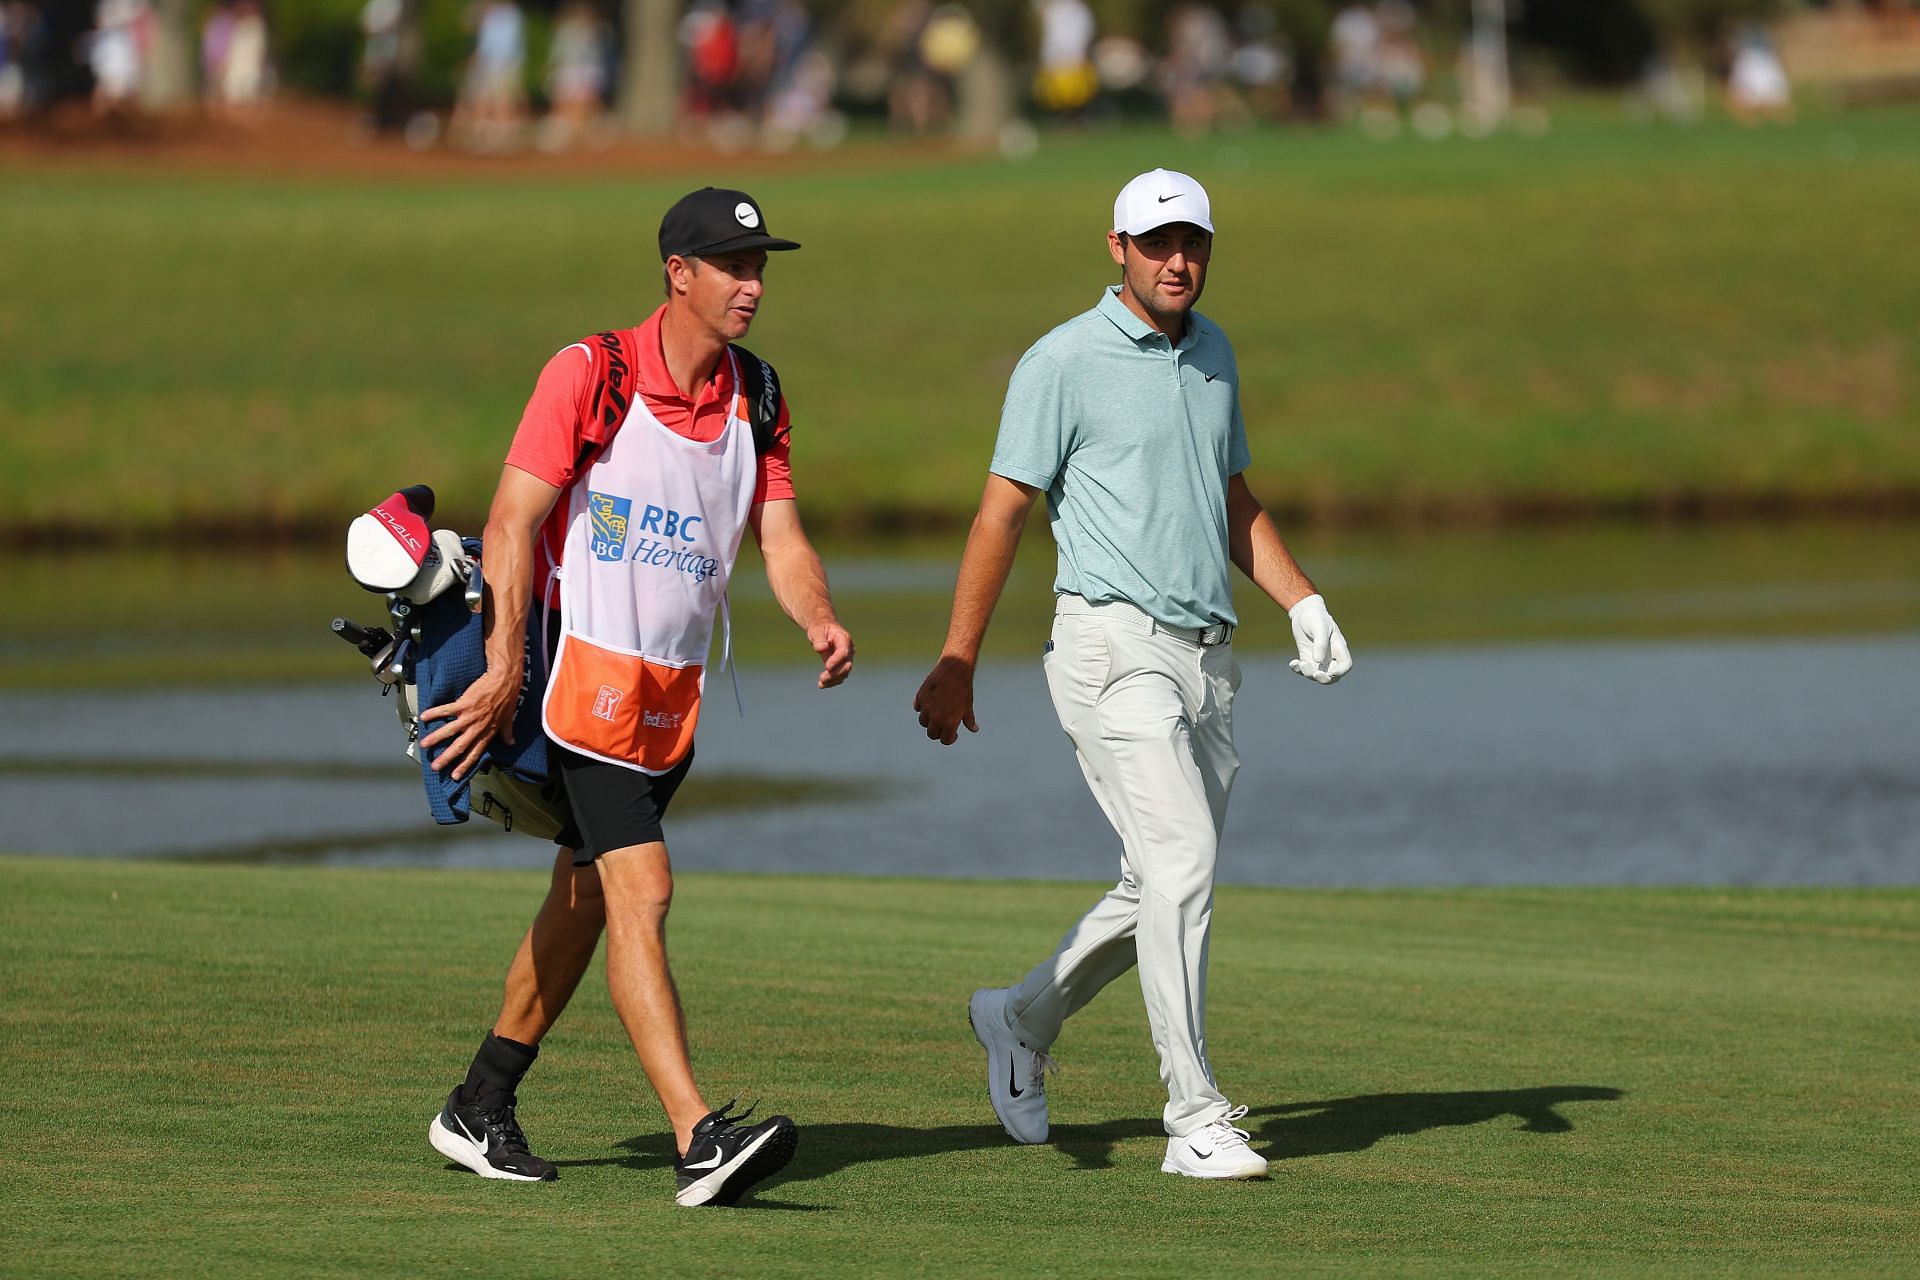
[335, 486, 569, 840]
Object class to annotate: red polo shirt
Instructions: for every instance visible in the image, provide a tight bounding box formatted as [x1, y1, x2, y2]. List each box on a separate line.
[505, 304, 795, 605]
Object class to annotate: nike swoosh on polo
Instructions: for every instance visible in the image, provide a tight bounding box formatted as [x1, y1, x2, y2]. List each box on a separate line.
[682, 1150, 725, 1171]
[1007, 1058, 1025, 1099]
[1204, 372, 1219, 382]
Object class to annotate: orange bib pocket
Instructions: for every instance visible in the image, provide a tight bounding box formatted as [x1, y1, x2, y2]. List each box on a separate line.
[544, 634, 702, 773]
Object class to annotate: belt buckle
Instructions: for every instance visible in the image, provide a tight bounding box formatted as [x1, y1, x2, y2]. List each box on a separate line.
[1199, 623, 1229, 646]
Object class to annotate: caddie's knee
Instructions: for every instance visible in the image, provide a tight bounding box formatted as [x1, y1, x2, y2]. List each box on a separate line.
[600, 845, 674, 924]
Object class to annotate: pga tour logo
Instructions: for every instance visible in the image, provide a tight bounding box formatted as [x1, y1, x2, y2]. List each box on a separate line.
[592, 685, 623, 721]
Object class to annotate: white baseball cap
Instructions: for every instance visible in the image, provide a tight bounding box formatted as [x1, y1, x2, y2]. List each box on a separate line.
[1112, 168, 1214, 236]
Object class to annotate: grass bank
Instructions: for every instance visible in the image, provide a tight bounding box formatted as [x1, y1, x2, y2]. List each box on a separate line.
[6, 518, 1918, 688]
[2, 857, 1914, 1276]
[2, 108, 1916, 540]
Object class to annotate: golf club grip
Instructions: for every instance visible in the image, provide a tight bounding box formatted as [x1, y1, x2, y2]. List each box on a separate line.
[332, 617, 370, 646]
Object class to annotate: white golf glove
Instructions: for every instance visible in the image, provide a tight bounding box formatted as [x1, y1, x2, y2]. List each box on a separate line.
[1287, 594, 1352, 685]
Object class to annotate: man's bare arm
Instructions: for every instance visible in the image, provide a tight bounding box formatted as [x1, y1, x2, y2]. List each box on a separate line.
[418, 464, 561, 778]
[749, 497, 853, 689]
[913, 474, 1041, 744]
[1226, 472, 1316, 611]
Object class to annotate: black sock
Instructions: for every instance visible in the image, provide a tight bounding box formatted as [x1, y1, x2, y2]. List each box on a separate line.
[461, 1032, 539, 1104]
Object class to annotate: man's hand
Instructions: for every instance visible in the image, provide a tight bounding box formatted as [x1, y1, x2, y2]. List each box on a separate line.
[913, 654, 980, 745]
[1287, 594, 1353, 685]
[419, 666, 522, 780]
[809, 620, 854, 689]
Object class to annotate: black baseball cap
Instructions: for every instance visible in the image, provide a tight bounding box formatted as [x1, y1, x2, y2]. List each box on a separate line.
[658, 187, 801, 261]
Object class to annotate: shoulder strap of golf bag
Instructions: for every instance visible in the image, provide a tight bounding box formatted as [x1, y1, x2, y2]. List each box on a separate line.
[572, 331, 782, 476]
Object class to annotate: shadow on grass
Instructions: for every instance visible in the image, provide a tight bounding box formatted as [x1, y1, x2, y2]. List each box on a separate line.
[1247, 1085, 1625, 1160]
[555, 1085, 1620, 1204]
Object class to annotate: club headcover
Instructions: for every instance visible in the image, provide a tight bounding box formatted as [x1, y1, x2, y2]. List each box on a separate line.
[346, 485, 436, 592]
[401, 528, 472, 605]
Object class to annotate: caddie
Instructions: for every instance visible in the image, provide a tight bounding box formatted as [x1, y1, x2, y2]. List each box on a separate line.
[913, 168, 1352, 1180]
[417, 186, 854, 1207]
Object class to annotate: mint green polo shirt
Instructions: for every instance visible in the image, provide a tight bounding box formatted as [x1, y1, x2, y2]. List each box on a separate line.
[991, 285, 1253, 630]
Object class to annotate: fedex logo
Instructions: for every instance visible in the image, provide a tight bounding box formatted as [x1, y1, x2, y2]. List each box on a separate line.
[643, 710, 683, 729]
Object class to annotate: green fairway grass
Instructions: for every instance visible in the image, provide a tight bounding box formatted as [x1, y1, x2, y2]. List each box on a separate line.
[3, 856, 1914, 1276]
[2, 108, 1917, 539]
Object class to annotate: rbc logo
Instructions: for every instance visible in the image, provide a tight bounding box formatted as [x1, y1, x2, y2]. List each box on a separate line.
[589, 492, 631, 562]
[638, 504, 703, 543]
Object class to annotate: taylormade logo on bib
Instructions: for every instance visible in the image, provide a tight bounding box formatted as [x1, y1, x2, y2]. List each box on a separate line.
[587, 490, 721, 582]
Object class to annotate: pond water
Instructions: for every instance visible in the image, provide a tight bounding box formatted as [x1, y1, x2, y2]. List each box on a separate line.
[4, 637, 1915, 886]
[4, 520, 1916, 883]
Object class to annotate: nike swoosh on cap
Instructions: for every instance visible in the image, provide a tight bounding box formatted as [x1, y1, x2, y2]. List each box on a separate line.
[1156, 193, 1181, 203]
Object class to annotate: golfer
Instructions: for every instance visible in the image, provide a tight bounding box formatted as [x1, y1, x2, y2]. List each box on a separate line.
[913, 168, 1351, 1180]
[418, 186, 853, 1206]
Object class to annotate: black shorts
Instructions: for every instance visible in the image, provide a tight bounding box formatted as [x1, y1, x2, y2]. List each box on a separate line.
[552, 745, 694, 865]
[542, 609, 693, 865]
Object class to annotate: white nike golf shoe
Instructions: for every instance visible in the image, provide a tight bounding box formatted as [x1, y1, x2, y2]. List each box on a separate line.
[1161, 1105, 1269, 1180]
[968, 987, 1056, 1144]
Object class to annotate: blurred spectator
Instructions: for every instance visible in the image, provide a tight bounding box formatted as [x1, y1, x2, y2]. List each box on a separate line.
[1329, 0, 1379, 114]
[204, 0, 268, 125]
[538, 0, 609, 151]
[1032, 0, 1097, 121]
[87, 0, 150, 119]
[1231, 3, 1292, 122]
[756, 0, 835, 146]
[359, 0, 420, 136]
[917, 4, 979, 127]
[1629, 51, 1704, 124]
[735, 0, 779, 120]
[680, 0, 740, 132]
[1163, 2, 1234, 135]
[763, 48, 840, 148]
[0, 0, 46, 120]
[454, 0, 526, 151]
[1726, 24, 1793, 123]
[883, 0, 943, 135]
[200, 0, 232, 106]
[1375, 0, 1426, 115]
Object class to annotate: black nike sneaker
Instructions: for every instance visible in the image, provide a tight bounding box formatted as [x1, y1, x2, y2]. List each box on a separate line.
[428, 1086, 559, 1182]
[672, 1101, 798, 1207]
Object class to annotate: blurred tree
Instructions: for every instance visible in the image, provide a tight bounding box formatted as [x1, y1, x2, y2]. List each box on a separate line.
[618, 0, 679, 132]
[144, 0, 195, 107]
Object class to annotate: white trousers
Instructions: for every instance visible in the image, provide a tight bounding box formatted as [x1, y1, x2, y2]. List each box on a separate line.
[1007, 595, 1241, 1138]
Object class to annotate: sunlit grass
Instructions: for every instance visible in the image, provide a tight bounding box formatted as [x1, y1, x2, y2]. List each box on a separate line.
[3, 857, 1914, 1276]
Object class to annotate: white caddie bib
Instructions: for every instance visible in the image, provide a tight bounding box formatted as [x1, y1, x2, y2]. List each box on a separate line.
[541, 351, 757, 774]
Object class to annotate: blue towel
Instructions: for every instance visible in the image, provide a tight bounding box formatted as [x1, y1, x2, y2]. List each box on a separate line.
[412, 544, 553, 826]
